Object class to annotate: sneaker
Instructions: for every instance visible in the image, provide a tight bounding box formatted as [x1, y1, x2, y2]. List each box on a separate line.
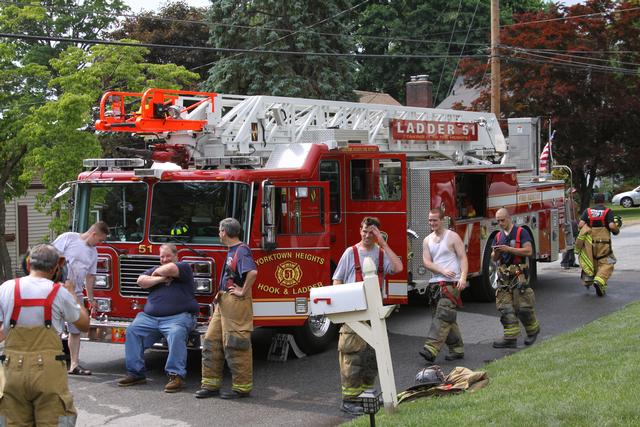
[194, 388, 220, 399]
[219, 390, 251, 399]
[118, 375, 146, 387]
[444, 352, 464, 361]
[524, 331, 539, 346]
[419, 349, 435, 363]
[492, 339, 517, 349]
[340, 401, 364, 416]
[164, 375, 185, 393]
[594, 283, 606, 297]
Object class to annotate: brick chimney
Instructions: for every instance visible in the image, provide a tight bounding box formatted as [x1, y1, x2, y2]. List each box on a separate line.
[406, 75, 433, 108]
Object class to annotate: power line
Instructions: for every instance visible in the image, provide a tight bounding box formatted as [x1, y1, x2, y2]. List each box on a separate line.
[502, 53, 638, 75]
[434, 0, 465, 103]
[0, 32, 486, 60]
[503, 45, 640, 68]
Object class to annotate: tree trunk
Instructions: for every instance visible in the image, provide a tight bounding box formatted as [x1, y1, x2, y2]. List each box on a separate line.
[0, 192, 14, 282]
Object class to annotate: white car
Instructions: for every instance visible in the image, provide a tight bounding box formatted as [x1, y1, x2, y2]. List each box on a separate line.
[611, 186, 640, 208]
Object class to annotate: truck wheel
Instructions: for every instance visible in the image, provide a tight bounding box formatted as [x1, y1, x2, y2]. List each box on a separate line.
[471, 235, 499, 302]
[293, 315, 338, 354]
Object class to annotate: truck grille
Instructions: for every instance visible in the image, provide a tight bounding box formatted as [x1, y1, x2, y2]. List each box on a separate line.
[119, 256, 159, 296]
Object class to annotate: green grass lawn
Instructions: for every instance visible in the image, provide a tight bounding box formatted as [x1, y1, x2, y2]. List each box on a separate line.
[606, 203, 640, 224]
[347, 301, 640, 426]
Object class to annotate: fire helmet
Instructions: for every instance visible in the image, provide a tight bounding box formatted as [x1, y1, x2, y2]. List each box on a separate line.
[414, 365, 445, 387]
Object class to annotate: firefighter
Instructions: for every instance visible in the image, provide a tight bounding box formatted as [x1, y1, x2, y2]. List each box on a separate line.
[331, 216, 403, 416]
[491, 208, 540, 348]
[196, 217, 257, 399]
[419, 209, 468, 363]
[0, 244, 90, 426]
[576, 193, 620, 296]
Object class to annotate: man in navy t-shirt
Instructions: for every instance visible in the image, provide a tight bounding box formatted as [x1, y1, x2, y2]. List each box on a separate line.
[118, 243, 197, 393]
[491, 208, 541, 349]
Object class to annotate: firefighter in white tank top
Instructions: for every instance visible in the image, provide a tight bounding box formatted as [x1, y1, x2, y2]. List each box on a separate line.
[419, 209, 468, 363]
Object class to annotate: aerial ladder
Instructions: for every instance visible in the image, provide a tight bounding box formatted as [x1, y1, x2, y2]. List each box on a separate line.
[95, 88, 508, 169]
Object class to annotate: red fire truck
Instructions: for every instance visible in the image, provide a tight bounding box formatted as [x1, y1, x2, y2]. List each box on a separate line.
[63, 88, 567, 354]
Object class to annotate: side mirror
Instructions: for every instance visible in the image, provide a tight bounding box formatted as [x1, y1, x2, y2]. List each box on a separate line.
[261, 181, 277, 251]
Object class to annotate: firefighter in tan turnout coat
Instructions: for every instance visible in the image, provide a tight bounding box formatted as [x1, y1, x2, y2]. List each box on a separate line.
[576, 193, 620, 297]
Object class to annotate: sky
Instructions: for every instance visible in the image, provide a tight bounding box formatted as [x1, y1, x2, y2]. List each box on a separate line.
[124, 0, 586, 14]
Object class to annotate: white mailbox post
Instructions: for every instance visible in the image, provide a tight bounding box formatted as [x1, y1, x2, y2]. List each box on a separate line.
[310, 258, 398, 412]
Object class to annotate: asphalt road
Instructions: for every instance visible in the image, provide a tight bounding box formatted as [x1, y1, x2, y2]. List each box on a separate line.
[66, 224, 640, 427]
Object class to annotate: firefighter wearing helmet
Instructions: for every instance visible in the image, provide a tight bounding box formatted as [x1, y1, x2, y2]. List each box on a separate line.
[576, 193, 621, 297]
[0, 244, 90, 426]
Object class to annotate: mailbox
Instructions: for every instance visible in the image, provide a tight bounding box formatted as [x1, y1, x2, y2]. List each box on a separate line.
[310, 282, 368, 315]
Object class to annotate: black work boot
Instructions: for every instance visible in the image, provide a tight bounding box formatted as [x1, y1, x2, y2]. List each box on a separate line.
[492, 338, 517, 349]
[524, 331, 539, 346]
[419, 349, 436, 363]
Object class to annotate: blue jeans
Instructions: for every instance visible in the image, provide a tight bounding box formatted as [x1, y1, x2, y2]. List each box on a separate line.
[125, 311, 196, 379]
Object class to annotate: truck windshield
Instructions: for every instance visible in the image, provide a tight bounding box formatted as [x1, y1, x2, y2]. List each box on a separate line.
[149, 182, 250, 244]
[74, 182, 147, 242]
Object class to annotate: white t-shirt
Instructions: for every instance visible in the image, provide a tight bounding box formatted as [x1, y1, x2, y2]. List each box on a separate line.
[332, 244, 394, 284]
[52, 232, 98, 293]
[0, 276, 81, 335]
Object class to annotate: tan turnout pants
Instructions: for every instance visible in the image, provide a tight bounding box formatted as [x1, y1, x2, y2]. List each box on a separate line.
[201, 292, 253, 394]
[0, 326, 77, 427]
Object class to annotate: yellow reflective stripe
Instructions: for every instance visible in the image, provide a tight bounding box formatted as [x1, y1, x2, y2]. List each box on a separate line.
[342, 386, 366, 397]
[594, 276, 607, 288]
[202, 377, 222, 387]
[232, 383, 253, 392]
[525, 321, 540, 334]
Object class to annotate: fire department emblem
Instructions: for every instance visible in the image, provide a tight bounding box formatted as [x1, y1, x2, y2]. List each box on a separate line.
[275, 261, 303, 288]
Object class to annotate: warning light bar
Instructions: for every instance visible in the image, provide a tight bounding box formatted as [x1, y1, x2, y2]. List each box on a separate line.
[83, 158, 145, 170]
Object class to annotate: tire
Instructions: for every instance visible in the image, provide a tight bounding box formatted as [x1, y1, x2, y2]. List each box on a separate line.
[471, 234, 498, 302]
[621, 197, 634, 208]
[293, 315, 338, 354]
[471, 231, 537, 302]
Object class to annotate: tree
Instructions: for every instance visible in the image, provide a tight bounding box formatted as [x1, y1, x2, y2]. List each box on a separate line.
[110, 1, 215, 83]
[353, 0, 545, 105]
[0, 1, 199, 281]
[203, 0, 357, 100]
[458, 0, 640, 211]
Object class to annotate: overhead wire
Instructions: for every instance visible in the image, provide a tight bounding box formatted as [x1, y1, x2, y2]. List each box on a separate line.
[0, 32, 486, 60]
[192, 0, 373, 71]
[446, 0, 482, 99]
[434, 0, 465, 103]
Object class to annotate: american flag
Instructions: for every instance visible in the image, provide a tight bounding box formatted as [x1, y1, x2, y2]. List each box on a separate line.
[539, 130, 555, 173]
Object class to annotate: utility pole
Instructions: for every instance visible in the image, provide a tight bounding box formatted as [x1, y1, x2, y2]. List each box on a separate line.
[491, 0, 500, 118]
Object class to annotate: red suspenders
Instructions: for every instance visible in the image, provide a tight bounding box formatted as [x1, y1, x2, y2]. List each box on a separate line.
[351, 245, 384, 287]
[10, 278, 61, 328]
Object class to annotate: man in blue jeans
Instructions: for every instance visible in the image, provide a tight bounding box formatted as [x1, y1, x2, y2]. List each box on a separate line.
[118, 243, 198, 393]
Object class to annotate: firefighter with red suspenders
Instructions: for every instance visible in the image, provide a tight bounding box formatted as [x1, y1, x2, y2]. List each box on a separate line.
[419, 209, 468, 363]
[577, 193, 620, 297]
[331, 216, 403, 416]
[0, 244, 89, 426]
[491, 208, 541, 349]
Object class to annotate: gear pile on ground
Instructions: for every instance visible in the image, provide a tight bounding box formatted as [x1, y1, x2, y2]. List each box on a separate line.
[397, 366, 488, 404]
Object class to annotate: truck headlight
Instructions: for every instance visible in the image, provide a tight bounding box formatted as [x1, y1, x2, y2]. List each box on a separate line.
[95, 298, 111, 313]
[94, 274, 110, 289]
[194, 278, 212, 293]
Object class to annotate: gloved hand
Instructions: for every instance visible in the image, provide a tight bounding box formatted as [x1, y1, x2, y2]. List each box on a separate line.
[613, 215, 623, 229]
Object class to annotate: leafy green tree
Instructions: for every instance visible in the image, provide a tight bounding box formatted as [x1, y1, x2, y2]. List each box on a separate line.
[353, 0, 545, 105]
[0, 1, 199, 280]
[458, 0, 640, 211]
[110, 1, 215, 83]
[203, 0, 357, 100]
